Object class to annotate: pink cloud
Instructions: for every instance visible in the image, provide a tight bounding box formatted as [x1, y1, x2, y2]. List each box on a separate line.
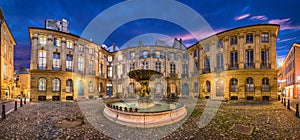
[268, 18, 300, 30]
[173, 28, 226, 43]
[234, 13, 250, 21]
[250, 15, 268, 21]
[278, 37, 296, 43]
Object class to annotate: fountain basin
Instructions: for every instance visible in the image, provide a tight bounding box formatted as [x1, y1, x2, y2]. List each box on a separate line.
[103, 102, 187, 128]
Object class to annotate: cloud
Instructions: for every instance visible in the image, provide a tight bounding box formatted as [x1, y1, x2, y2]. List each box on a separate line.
[278, 37, 296, 43]
[250, 15, 267, 21]
[276, 46, 287, 50]
[268, 18, 300, 30]
[234, 13, 250, 21]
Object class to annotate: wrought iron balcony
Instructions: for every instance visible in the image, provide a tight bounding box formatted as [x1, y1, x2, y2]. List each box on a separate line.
[169, 73, 178, 78]
[202, 68, 211, 74]
[66, 68, 73, 72]
[38, 66, 46, 70]
[244, 63, 255, 69]
[229, 63, 239, 70]
[52, 66, 61, 71]
[261, 63, 271, 69]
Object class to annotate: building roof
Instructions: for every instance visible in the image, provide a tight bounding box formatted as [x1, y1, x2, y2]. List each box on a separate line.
[15, 67, 29, 74]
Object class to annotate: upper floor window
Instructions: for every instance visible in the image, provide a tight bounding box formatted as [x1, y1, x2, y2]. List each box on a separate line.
[66, 55, 73, 71]
[89, 60, 94, 75]
[130, 62, 135, 71]
[142, 61, 149, 69]
[54, 38, 61, 46]
[183, 53, 188, 60]
[245, 50, 254, 69]
[155, 50, 161, 58]
[99, 63, 103, 75]
[108, 56, 113, 62]
[117, 64, 123, 78]
[4, 45, 7, 57]
[170, 63, 176, 74]
[3, 64, 7, 80]
[194, 50, 198, 57]
[89, 48, 94, 55]
[217, 53, 223, 70]
[52, 78, 60, 92]
[261, 50, 270, 69]
[89, 81, 94, 93]
[78, 57, 84, 73]
[78, 45, 84, 52]
[217, 40, 223, 48]
[66, 41, 73, 49]
[53, 53, 60, 70]
[117, 54, 123, 61]
[38, 50, 47, 70]
[39, 36, 47, 45]
[230, 51, 238, 70]
[205, 44, 210, 52]
[262, 33, 269, 43]
[38, 78, 46, 91]
[142, 50, 149, 58]
[182, 64, 188, 75]
[155, 61, 161, 72]
[204, 57, 210, 73]
[230, 36, 238, 46]
[246, 34, 253, 44]
[108, 66, 112, 78]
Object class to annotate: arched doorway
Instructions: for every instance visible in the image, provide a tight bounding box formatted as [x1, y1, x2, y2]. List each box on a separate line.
[78, 80, 84, 96]
[216, 79, 224, 97]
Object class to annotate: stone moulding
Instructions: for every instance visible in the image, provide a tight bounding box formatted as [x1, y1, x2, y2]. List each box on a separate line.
[103, 104, 187, 128]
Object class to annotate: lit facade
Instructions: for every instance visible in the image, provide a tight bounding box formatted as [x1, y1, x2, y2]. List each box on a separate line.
[29, 27, 111, 101]
[13, 68, 30, 98]
[0, 9, 16, 100]
[278, 43, 300, 98]
[188, 24, 279, 100]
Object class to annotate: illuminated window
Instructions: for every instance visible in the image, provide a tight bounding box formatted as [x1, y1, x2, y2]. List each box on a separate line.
[245, 77, 254, 92]
[39, 36, 47, 45]
[89, 82, 94, 93]
[38, 50, 47, 70]
[262, 33, 269, 42]
[117, 64, 123, 78]
[52, 78, 60, 92]
[38, 78, 46, 91]
[108, 56, 113, 62]
[53, 53, 60, 70]
[78, 44, 84, 52]
[89, 48, 94, 55]
[66, 79, 73, 92]
[66, 55, 73, 71]
[155, 61, 161, 72]
[66, 41, 73, 49]
[108, 66, 112, 78]
[54, 38, 61, 46]
[78, 57, 84, 73]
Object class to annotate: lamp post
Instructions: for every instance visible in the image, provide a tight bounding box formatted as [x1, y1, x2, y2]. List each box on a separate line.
[0, 8, 4, 100]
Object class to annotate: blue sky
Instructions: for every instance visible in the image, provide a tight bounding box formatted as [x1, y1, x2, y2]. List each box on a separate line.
[1, 0, 300, 69]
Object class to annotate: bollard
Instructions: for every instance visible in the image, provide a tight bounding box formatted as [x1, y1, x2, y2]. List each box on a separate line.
[284, 98, 286, 106]
[20, 98, 23, 107]
[2, 104, 5, 119]
[278, 95, 281, 101]
[14, 101, 17, 111]
[281, 97, 283, 104]
[24, 98, 26, 105]
[288, 99, 290, 110]
[296, 104, 299, 118]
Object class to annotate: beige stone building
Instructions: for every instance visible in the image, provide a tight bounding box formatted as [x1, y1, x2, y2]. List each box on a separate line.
[29, 24, 111, 101]
[13, 67, 30, 98]
[188, 24, 279, 100]
[112, 39, 199, 99]
[0, 9, 16, 100]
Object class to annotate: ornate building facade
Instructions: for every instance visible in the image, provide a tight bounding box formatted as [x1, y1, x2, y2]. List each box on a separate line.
[29, 26, 112, 101]
[188, 24, 279, 100]
[278, 43, 300, 98]
[112, 39, 199, 100]
[0, 9, 16, 100]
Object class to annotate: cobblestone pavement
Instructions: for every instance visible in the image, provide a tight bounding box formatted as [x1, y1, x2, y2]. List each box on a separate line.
[0, 100, 299, 139]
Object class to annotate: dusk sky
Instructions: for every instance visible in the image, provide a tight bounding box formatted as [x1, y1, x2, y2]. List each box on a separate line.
[1, 0, 300, 69]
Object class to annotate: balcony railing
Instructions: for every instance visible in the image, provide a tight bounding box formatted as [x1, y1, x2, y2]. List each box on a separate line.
[244, 63, 255, 69]
[262, 85, 270, 92]
[169, 73, 178, 78]
[181, 74, 188, 78]
[38, 66, 46, 70]
[66, 68, 73, 72]
[216, 65, 224, 72]
[261, 63, 271, 69]
[230, 63, 239, 70]
[202, 68, 211, 74]
[52, 66, 61, 71]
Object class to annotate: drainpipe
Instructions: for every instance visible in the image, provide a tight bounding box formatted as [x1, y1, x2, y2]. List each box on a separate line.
[0, 8, 5, 100]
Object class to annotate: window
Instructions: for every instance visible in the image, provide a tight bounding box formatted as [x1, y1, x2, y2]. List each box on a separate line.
[3, 64, 6, 80]
[182, 64, 188, 75]
[194, 82, 198, 92]
[89, 82, 94, 92]
[99, 83, 103, 92]
[108, 66, 112, 78]
[38, 78, 46, 91]
[130, 62, 135, 71]
[183, 53, 188, 60]
[52, 78, 60, 92]
[38, 50, 47, 70]
[261, 50, 269, 68]
[230, 51, 238, 69]
[245, 77, 254, 92]
[66, 79, 73, 92]
[89, 48, 94, 55]
[66, 41, 73, 49]
[66, 55, 73, 71]
[142, 50, 149, 58]
[156, 83, 162, 93]
[262, 78, 270, 92]
[204, 57, 210, 73]
[108, 56, 113, 62]
[78, 45, 84, 52]
[78, 57, 84, 73]
[117, 64, 123, 78]
[89, 60, 94, 75]
[217, 54, 223, 70]
[142, 61, 149, 69]
[99, 63, 103, 76]
[262, 33, 269, 42]
[54, 38, 61, 46]
[117, 84, 122, 93]
[246, 34, 253, 43]
[39, 36, 47, 45]
[245, 50, 254, 68]
[217, 40, 223, 48]
[205, 44, 210, 52]
[170, 63, 176, 74]
[53, 53, 60, 70]
[206, 81, 211, 92]
[230, 36, 238, 45]
[230, 78, 238, 92]
[117, 54, 123, 61]
[155, 50, 161, 58]
[194, 50, 198, 57]
[169, 52, 175, 60]
[130, 52, 135, 59]
[129, 83, 134, 93]
[155, 61, 161, 72]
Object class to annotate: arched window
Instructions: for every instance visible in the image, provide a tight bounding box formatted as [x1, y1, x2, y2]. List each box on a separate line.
[230, 78, 238, 92]
[66, 79, 73, 92]
[99, 82, 103, 92]
[245, 77, 254, 92]
[206, 81, 211, 92]
[89, 81, 94, 93]
[156, 83, 162, 93]
[262, 78, 270, 92]
[38, 78, 46, 91]
[52, 78, 60, 92]
[129, 83, 135, 93]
